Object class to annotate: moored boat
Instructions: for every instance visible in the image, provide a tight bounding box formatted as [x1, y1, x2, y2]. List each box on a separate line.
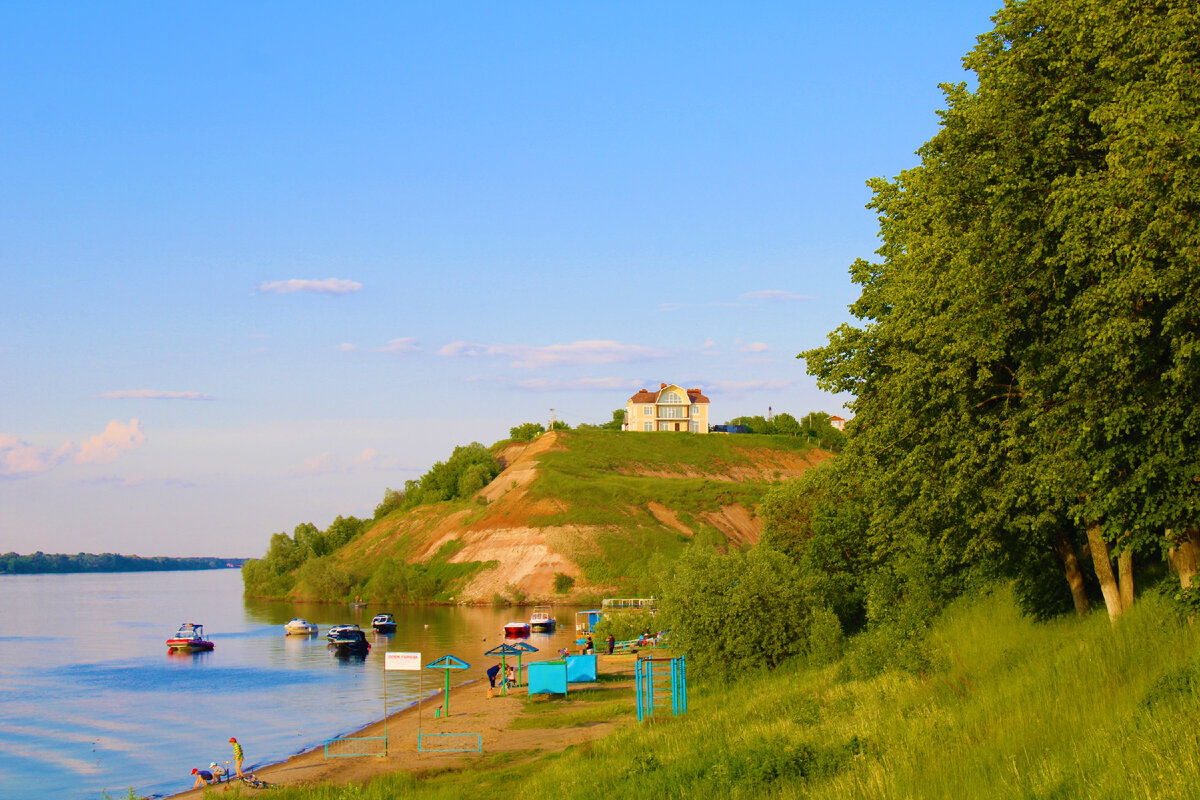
[326, 623, 360, 640]
[166, 622, 214, 652]
[284, 618, 318, 635]
[328, 628, 371, 655]
[371, 613, 396, 633]
[529, 606, 556, 632]
[504, 621, 531, 637]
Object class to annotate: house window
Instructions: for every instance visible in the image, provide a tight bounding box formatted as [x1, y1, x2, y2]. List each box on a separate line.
[660, 391, 683, 404]
[690, 421, 700, 433]
[643, 422, 653, 431]
[659, 406, 686, 419]
[658, 422, 675, 431]
[642, 405, 653, 415]
[691, 405, 702, 416]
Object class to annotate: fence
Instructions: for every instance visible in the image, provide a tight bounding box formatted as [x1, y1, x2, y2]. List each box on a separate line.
[324, 735, 386, 758]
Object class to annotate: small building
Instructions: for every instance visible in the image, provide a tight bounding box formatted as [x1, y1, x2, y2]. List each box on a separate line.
[625, 383, 710, 433]
[828, 415, 847, 432]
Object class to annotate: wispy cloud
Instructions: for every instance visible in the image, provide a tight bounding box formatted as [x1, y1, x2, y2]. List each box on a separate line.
[96, 390, 215, 401]
[738, 341, 771, 353]
[258, 278, 362, 295]
[513, 377, 644, 392]
[75, 419, 146, 465]
[741, 289, 814, 302]
[338, 343, 358, 352]
[438, 340, 665, 369]
[289, 448, 401, 476]
[706, 379, 797, 393]
[0, 435, 72, 476]
[375, 338, 420, 354]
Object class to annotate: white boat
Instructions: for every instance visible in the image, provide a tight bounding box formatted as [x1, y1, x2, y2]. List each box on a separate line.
[284, 618, 318, 635]
[529, 606, 556, 632]
[326, 623, 360, 640]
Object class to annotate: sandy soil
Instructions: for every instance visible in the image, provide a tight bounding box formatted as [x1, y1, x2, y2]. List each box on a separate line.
[169, 653, 637, 797]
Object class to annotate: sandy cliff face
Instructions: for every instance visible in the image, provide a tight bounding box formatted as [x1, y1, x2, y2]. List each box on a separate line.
[344, 432, 829, 602]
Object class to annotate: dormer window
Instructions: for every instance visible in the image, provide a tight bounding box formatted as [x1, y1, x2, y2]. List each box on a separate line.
[660, 391, 684, 404]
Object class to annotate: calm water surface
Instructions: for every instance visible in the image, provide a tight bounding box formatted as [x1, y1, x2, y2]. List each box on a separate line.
[0, 569, 583, 799]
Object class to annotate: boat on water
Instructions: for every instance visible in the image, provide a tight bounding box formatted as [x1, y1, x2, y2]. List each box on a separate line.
[503, 621, 531, 637]
[328, 628, 371, 655]
[371, 613, 396, 633]
[529, 606, 556, 632]
[284, 618, 318, 635]
[325, 623, 360, 640]
[166, 622, 214, 652]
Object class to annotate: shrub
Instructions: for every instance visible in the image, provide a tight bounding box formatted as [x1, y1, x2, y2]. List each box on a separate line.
[553, 572, 576, 593]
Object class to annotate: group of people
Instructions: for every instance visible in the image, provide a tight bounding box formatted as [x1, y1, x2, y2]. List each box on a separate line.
[486, 662, 517, 692]
[190, 737, 244, 788]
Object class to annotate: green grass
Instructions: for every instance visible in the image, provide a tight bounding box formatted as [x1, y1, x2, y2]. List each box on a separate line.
[240, 585, 1200, 800]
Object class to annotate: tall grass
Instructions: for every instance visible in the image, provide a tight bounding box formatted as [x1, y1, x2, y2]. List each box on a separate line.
[241, 586, 1200, 800]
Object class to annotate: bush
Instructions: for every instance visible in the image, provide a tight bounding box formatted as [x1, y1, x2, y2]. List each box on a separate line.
[510, 422, 545, 442]
[553, 572, 576, 593]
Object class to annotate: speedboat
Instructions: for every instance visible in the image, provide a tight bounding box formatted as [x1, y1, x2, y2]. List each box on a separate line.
[504, 621, 531, 637]
[284, 618, 318, 635]
[371, 613, 396, 633]
[529, 606, 556, 632]
[328, 628, 371, 655]
[166, 623, 214, 652]
[326, 623, 360, 640]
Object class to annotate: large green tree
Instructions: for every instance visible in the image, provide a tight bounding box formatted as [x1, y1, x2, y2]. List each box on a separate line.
[803, 0, 1200, 623]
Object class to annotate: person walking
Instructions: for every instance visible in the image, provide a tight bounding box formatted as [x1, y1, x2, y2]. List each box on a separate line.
[229, 737, 245, 778]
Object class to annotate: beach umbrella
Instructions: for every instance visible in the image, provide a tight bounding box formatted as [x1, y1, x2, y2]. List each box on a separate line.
[425, 654, 470, 717]
[484, 643, 524, 696]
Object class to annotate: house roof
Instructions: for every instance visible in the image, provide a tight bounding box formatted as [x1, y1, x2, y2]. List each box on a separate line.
[627, 385, 710, 404]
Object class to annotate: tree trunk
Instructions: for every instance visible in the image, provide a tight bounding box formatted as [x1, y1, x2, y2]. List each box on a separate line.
[1117, 547, 1134, 613]
[1086, 522, 1124, 622]
[1167, 528, 1200, 591]
[1054, 533, 1090, 617]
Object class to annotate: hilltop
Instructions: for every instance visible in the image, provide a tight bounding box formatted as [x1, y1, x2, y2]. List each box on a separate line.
[246, 429, 830, 604]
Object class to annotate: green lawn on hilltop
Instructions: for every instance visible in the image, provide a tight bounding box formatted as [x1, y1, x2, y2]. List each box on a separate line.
[225, 585, 1200, 800]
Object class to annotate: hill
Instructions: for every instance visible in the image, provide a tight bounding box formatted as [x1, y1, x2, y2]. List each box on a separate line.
[250, 429, 831, 604]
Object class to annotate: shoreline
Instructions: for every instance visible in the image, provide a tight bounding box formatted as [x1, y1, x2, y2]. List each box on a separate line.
[166, 655, 636, 798]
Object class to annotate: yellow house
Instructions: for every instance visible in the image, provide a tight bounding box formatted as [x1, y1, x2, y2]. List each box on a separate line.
[625, 383, 710, 433]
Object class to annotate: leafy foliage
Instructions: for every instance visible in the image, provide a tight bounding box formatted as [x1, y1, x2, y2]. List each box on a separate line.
[509, 422, 546, 442]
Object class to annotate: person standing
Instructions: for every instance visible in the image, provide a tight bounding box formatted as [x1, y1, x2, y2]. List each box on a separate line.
[229, 737, 244, 779]
[606, 633, 615, 655]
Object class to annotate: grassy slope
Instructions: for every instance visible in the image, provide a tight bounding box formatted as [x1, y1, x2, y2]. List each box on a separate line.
[246, 586, 1200, 800]
[334, 430, 828, 597]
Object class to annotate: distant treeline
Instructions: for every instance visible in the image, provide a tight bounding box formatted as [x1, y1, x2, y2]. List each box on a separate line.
[0, 552, 244, 575]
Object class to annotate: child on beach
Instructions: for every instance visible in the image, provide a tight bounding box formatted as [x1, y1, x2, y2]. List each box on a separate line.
[229, 737, 244, 778]
[191, 767, 214, 788]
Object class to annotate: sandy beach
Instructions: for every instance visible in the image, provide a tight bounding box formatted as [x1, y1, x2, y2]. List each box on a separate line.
[170, 653, 637, 797]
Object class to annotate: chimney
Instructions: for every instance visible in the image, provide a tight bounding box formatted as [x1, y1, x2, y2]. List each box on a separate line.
[660, 383, 667, 388]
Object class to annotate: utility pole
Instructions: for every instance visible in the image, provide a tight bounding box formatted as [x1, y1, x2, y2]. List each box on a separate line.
[768, 405, 773, 421]
[549, 408, 556, 430]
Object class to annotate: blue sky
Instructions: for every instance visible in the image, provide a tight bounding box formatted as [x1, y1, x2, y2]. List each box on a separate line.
[1, 1, 999, 557]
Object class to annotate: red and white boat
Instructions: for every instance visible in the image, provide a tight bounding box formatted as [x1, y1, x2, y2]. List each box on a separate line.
[503, 621, 531, 637]
[166, 622, 214, 652]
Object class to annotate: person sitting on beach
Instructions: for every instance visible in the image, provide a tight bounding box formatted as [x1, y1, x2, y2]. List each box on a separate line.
[191, 767, 214, 788]
[506, 664, 515, 687]
[585, 635, 594, 654]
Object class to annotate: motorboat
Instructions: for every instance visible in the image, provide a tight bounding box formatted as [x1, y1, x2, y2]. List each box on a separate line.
[371, 613, 396, 633]
[504, 621, 531, 637]
[328, 628, 371, 655]
[166, 622, 214, 652]
[284, 618, 318, 635]
[325, 623, 360, 641]
[529, 606, 556, 632]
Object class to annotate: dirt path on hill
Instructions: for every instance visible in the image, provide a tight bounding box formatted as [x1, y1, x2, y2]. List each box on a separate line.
[168, 653, 638, 797]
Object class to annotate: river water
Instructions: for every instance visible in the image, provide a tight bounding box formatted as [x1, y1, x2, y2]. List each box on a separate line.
[0, 569, 583, 799]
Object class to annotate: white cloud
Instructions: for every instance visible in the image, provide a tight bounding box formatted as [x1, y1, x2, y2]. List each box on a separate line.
[739, 342, 771, 353]
[741, 289, 814, 302]
[514, 377, 644, 392]
[288, 452, 336, 475]
[96, 390, 215, 400]
[258, 278, 363, 295]
[352, 448, 378, 467]
[438, 340, 665, 369]
[375, 338, 420, 354]
[1, 436, 72, 476]
[75, 419, 146, 466]
[706, 379, 797, 393]
[338, 343, 358, 352]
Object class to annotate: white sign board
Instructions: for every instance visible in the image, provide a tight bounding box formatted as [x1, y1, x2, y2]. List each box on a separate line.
[385, 651, 422, 671]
